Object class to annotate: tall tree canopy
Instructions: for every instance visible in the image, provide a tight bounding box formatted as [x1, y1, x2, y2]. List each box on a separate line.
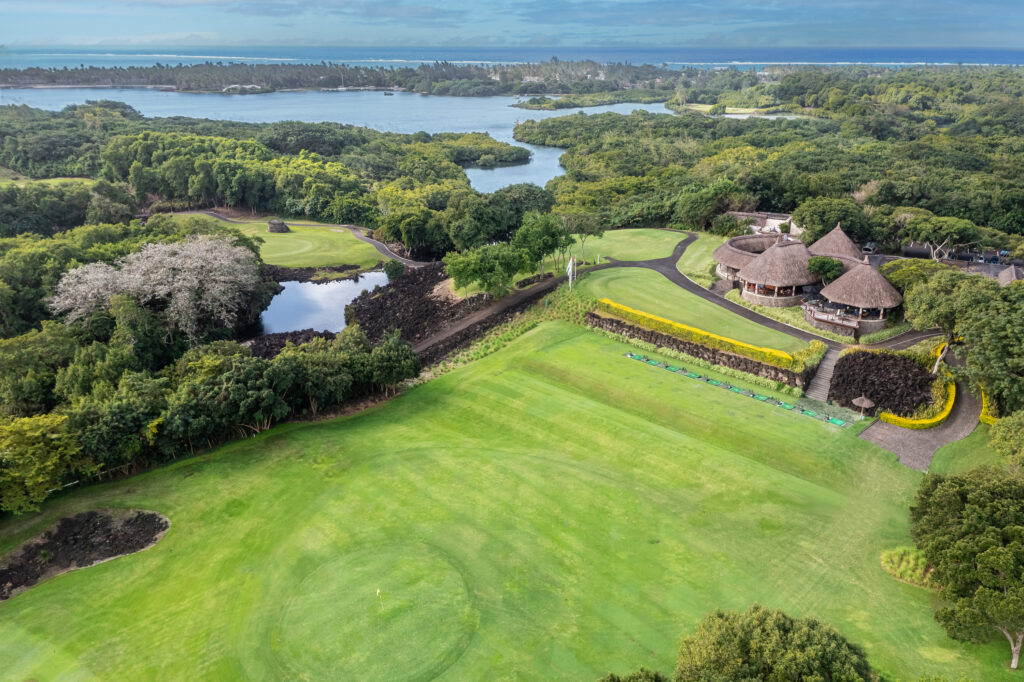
[911, 468, 1024, 670]
[674, 604, 876, 682]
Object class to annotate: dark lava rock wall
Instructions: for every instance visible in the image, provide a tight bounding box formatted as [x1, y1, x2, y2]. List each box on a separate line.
[828, 351, 934, 416]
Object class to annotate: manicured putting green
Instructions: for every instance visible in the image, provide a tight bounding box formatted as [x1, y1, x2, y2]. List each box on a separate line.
[573, 228, 684, 262]
[0, 324, 1006, 679]
[274, 542, 475, 680]
[577, 267, 807, 353]
[174, 214, 384, 269]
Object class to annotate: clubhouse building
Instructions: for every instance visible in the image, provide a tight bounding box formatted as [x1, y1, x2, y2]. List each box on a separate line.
[713, 224, 903, 337]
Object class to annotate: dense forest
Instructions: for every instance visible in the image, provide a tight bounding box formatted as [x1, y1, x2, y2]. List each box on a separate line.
[515, 75, 1024, 251]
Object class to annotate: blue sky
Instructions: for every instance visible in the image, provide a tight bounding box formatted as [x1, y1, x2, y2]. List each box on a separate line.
[0, 0, 1019, 48]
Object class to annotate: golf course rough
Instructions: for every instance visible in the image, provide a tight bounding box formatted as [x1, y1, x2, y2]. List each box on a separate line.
[0, 322, 1010, 679]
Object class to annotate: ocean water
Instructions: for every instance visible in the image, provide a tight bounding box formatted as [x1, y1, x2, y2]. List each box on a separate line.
[2, 46, 1023, 70]
[0, 88, 669, 192]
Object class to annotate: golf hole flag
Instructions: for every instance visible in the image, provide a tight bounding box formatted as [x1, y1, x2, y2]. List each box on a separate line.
[567, 257, 576, 290]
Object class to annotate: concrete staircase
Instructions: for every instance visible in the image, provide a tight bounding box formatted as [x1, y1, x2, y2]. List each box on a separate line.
[805, 349, 840, 403]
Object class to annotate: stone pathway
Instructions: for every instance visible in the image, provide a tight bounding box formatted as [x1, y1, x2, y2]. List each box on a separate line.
[804, 349, 840, 402]
[859, 382, 981, 471]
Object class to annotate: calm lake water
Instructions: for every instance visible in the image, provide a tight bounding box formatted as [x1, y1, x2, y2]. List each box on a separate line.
[0, 88, 668, 191]
[260, 272, 389, 334]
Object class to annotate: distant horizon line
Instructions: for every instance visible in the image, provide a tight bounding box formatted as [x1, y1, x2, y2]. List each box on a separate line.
[4, 44, 1024, 51]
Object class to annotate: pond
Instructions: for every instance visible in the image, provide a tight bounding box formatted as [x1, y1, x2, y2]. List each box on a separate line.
[260, 272, 388, 334]
[0, 88, 668, 191]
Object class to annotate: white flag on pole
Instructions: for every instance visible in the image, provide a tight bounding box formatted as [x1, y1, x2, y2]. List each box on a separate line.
[567, 258, 573, 291]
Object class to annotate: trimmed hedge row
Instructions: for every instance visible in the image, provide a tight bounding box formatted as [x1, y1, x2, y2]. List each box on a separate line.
[596, 298, 801, 370]
[980, 389, 999, 426]
[880, 375, 956, 430]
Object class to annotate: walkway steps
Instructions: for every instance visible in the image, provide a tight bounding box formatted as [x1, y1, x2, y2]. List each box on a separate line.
[805, 349, 840, 402]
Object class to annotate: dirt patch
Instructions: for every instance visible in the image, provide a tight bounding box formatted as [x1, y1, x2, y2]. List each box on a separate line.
[829, 351, 934, 416]
[431, 278, 461, 303]
[345, 263, 490, 344]
[262, 263, 364, 283]
[0, 509, 169, 601]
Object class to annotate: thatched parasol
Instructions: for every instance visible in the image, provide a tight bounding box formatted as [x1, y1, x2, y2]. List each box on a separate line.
[852, 395, 875, 416]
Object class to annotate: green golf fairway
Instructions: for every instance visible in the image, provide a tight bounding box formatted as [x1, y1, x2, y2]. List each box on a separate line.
[577, 268, 807, 353]
[0, 323, 1006, 679]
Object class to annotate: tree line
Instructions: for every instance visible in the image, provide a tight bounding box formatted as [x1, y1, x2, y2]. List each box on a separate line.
[0, 59, 748, 98]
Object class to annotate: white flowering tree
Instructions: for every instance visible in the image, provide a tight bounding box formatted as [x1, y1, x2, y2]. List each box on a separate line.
[50, 236, 263, 344]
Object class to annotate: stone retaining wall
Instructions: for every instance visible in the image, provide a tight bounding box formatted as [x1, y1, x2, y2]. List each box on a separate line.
[741, 289, 804, 308]
[585, 313, 814, 389]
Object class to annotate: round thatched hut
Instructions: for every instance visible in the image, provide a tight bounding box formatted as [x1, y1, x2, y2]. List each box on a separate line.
[804, 262, 903, 336]
[735, 237, 818, 307]
[808, 224, 864, 262]
[267, 219, 290, 233]
[712, 233, 778, 281]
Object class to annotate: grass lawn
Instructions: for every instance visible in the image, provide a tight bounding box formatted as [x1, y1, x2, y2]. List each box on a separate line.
[675, 232, 725, 288]
[173, 214, 384, 269]
[577, 268, 807, 353]
[0, 323, 1006, 679]
[678, 103, 760, 115]
[0, 169, 93, 188]
[930, 425, 1002, 475]
[579, 228, 684, 262]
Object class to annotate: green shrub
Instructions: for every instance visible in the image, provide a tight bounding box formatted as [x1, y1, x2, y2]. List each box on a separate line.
[880, 547, 933, 588]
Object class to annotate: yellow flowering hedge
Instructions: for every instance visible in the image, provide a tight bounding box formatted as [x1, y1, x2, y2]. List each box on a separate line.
[880, 375, 956, 430]
[596, 298, 799, 370]
[980, 389, 999, 426]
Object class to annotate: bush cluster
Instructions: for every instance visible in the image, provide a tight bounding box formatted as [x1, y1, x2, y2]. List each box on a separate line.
[0, 325, 419, 514]
[880, 547, 934, 588]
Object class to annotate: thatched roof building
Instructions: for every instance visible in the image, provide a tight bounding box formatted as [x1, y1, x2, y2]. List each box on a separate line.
[712, 233, 777, 271]
[998, 264, 1023, 287]
[819, 262, 903, 311]
[736, 238, 817, 287]
[808, 224, 863, 262]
